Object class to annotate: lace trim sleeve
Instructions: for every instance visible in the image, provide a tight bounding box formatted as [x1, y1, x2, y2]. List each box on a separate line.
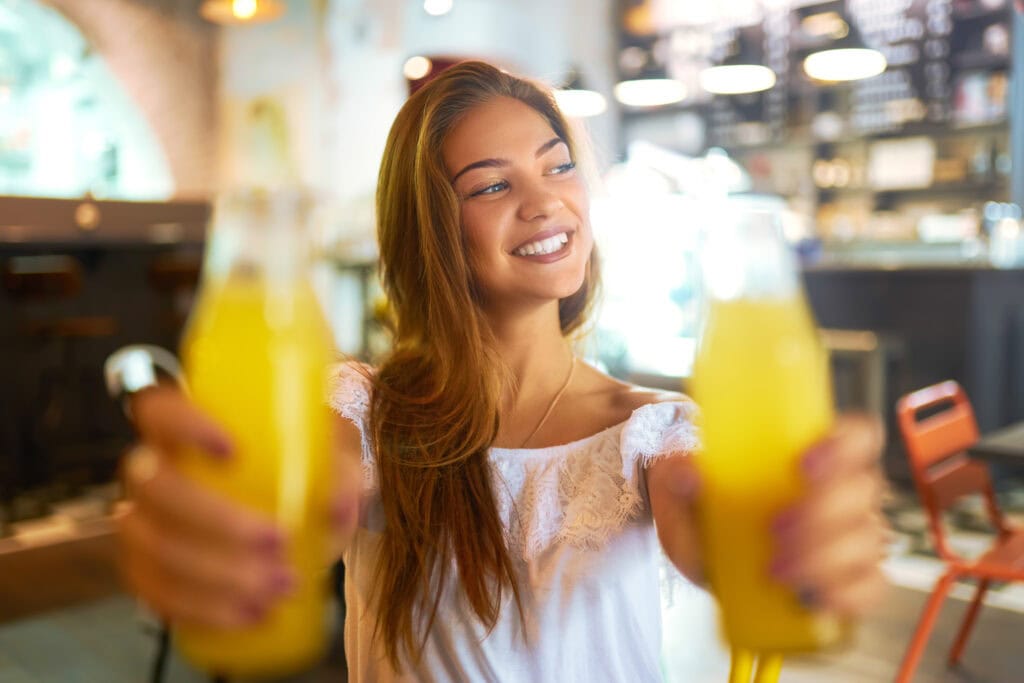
[327, 361, 377, 490]
[619, 399, 701, 478]
[497, 399, 700, 560]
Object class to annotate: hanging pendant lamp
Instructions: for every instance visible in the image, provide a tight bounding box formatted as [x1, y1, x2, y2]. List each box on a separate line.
[801, 9, 886, 82]
[199, 0, 286, 25]
[700, 30, 776, 95]
[555, 68, 608, 118]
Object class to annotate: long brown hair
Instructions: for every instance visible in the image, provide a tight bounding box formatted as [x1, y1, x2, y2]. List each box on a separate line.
[370, 60, 601, 667]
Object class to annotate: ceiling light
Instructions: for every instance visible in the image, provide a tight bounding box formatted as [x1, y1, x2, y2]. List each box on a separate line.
[802, 13, 886, 82]
[804, 48, 886, 82]
[555, 68, 607, 118]
[423, 0, 453, 16]
[403, 56, 432, 81]
[199, 0, 286, 25]
[700, 64, 776, 95]
[555, 89, 607, 118]
[614, 78, 686, 108]
[699, 30, 776, 95]
[801, 11, 848, 39]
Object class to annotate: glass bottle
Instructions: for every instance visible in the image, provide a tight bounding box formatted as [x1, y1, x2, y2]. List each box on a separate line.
[176, 188, 334, 677]
[689, 200, 847, 653]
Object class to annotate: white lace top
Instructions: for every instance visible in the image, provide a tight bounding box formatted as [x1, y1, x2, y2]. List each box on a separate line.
[328, 362, 700, 683]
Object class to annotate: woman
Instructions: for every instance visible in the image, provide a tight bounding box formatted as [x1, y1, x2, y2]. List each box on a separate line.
[120, 61, 887, 681]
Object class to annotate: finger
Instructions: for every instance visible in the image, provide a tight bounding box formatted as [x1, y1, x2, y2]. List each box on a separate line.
[772, 513, 887, 587]
[774, 469, 884, 549]
[819, 566, 890, 616]
[118, 504, 293, 607]
[125, 447, 285, 556]
[133, 387, 233, 458]
[803, 413, 884, 481]
[120, 550, 267, 630]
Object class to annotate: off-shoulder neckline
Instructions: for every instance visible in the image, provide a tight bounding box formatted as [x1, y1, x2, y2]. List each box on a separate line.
[488, 400, 688, 457]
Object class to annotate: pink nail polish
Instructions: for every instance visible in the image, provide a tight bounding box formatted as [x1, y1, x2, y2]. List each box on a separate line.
[332, 498, 356, 526]
[770, 557, 791, 580]
[772, 508, 798, 533]
[270, 569, 295, 595]
[801, 446, 830, 480]
[241, 601, 267, 624]
[255, 529, 285, 555]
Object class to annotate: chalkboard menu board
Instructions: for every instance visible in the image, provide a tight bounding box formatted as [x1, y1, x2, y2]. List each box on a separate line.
[694, 0, 1012, 147]
[850, 0, 1010, 132]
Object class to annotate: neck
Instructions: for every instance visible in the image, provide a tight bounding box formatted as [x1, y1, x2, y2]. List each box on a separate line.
[482, 300, 580, 448]
[486, 301, 572, 386]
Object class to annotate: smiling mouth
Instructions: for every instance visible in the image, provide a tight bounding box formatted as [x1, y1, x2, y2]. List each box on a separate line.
[512, 231, 571, 257]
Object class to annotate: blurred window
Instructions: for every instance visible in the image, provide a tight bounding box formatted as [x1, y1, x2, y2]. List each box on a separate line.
[0, 1, 171, 199]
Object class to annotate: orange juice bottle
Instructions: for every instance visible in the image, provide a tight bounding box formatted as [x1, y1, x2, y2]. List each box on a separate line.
[176, 189, 334, 677]
[690, 203, 846, 653]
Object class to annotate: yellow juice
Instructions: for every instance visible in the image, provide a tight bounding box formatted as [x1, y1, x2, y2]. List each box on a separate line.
[690, 295, 844, 653]
[176, 277, 334, 677]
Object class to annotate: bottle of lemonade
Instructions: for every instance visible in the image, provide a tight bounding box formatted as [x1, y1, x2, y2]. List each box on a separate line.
[176, 189, 334, 677]
[689, 202, 847, 653]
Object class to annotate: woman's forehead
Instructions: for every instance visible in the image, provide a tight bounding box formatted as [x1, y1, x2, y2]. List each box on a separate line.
[443, 97, 559, 171]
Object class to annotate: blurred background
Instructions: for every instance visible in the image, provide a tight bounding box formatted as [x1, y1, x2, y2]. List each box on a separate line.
[2, 0, 1024, 680]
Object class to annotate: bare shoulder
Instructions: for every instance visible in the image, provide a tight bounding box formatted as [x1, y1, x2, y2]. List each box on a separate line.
[574, 361, 690, 426]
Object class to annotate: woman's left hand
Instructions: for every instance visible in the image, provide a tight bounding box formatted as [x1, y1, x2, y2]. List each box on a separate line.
[770, 413, 890, 616]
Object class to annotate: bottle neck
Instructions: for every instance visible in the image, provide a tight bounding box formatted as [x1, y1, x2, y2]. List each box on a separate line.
[700, 205, 799, 302]
[202, 188, 315, 287]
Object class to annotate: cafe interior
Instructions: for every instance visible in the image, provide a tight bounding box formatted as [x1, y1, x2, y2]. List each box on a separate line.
[3, 0, 1024, 681]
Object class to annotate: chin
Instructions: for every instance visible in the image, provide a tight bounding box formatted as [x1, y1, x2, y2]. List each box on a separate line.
[551, 273, 588, 301]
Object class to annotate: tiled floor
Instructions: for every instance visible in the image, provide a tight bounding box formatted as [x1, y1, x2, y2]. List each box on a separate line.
[3, 486, 1024, 682]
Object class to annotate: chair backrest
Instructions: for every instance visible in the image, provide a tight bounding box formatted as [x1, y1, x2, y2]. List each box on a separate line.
[896, 381, 999, 559]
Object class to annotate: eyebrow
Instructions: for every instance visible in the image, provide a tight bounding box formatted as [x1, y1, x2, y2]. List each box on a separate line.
[451, 137, 566, 184]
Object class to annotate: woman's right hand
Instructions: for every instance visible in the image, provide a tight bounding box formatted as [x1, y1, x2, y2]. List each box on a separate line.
[117, 387, 296, 629]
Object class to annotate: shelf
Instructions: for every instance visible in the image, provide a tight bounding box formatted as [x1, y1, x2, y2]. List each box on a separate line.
[952, 4, 1011, 21]
[718, 121, 1008, 156]
[818, 181, 1006, 199]
[951, 51, 1011, 70]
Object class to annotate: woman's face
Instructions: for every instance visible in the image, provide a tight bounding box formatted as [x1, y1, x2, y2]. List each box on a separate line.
[443, 96, 592, 314]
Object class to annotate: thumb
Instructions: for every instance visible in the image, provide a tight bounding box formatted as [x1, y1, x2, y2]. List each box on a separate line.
[133, 386, 233, 459]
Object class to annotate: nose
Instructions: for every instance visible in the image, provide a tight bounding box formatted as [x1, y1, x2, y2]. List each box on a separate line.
[517, 181, 564, 222]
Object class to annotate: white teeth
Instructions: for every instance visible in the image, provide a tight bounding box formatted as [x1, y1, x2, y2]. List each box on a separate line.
[514, 232, 569, 257]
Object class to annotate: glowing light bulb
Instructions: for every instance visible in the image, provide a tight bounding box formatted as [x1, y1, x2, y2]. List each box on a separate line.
[232, 0, 257, 20]
[424, 0, 453, 16]
[403, 56, 432, 81]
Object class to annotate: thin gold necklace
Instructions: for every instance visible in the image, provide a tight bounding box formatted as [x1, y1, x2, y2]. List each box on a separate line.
[518, 356, 576, 449]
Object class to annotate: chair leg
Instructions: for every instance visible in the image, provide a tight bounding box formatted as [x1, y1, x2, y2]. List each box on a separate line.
[896, 572, 956, 683]
[948, 578, 989, 667]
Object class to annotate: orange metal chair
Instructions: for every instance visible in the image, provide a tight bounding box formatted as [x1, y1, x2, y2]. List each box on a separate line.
[895, 380, 1024, 683]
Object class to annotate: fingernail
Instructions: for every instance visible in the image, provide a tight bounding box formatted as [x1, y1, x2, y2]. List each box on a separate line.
[269, 569, 295, 596]
[770, 557, 793, 580]
[772, 508, 799, 534]
[331, 498, 357, 526]
[801, 445, 831, 481]
[241, 601, 267, 624]
[207, 433, 233, 458]
[254, 529, 285, 555]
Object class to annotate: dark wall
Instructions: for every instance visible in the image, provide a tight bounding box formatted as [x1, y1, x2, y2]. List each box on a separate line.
[0, 197, 207, 513]
[804, 266, 1024, 482]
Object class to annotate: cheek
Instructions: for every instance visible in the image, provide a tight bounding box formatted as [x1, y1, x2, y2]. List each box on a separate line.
[460, 208, 494, 262]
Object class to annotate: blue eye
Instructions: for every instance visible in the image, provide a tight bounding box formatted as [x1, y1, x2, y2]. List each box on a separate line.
[550, 161, 576, 175]
[470, 181, 508, 197]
